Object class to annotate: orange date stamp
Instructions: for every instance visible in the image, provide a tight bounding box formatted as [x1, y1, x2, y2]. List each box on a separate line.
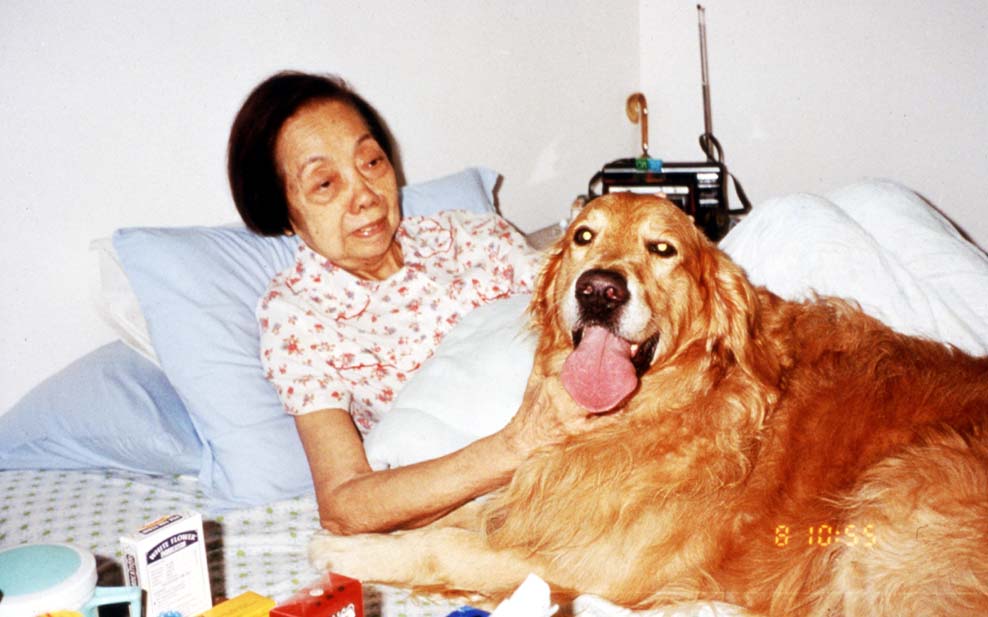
[774, 524, 877, 548]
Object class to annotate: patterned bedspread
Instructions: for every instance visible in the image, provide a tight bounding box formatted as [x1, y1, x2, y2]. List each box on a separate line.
[1, 468, 742, 616]
[0, 468, 464, 615]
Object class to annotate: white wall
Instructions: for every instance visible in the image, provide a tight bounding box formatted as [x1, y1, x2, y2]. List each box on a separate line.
[4, 1, 987, 415]
[0, 1, 640, 413]
[640, 0, 988, 248]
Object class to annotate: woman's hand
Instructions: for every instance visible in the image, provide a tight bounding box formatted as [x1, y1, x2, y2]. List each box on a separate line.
[295, 370, 618, 535]
[499, 371, 617, 460]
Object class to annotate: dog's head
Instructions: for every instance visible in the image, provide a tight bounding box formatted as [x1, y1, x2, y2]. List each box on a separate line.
[531, 193, 768, 412]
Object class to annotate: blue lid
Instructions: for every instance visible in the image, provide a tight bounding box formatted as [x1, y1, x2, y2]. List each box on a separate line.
[0, 544, 81, 593]
[0, 543, 96, 615]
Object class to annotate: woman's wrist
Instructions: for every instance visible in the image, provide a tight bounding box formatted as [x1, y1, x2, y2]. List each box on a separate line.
[460, 426, 518, 487]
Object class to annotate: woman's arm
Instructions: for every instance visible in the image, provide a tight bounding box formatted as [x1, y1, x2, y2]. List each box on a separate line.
[296, 375, 603, 535]
[296, 408, 519, 534]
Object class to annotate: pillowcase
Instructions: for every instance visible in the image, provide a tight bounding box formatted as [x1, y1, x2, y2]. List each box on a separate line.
[363, 295, 535, 470]
[91, 237, 158, 364]
[111, 167, 499, 508]
[401, 166, 498, 217]
[113, 225, 304, 508]
[0, 341, 202, 475]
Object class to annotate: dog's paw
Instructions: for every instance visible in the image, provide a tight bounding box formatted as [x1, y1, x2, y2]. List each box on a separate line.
[308, 529, 356, 571]
[308, 530, 399, 581]
[307, 530, 335, 570]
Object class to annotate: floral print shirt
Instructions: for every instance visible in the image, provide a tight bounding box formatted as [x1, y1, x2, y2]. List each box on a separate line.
[257, 210, 541, 435]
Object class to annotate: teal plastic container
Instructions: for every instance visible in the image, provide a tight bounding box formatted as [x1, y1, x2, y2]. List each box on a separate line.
[0, 543, 142, 616]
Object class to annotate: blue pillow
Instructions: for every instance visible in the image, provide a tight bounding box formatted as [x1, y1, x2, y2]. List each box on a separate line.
[112, 167, 498, 508]
[401, 167, 498, 217]
[0, 342, 202, 475]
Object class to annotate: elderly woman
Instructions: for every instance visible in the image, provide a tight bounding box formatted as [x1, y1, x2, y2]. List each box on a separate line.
[227, 71, 599, 535]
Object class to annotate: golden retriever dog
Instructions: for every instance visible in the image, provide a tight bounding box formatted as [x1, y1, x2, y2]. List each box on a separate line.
[310, 193, 988, 615]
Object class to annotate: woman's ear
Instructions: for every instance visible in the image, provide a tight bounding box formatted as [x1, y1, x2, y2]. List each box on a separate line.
[284, 207, 300, 236]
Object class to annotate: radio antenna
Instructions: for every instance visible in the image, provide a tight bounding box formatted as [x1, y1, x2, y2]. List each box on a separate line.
[695, 5, 752, 213]
[698, 4, 713, 138]
[696, 4, 722, 163]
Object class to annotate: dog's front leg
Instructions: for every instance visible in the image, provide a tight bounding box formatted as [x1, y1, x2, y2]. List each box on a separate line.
[309, 526, 539, 596]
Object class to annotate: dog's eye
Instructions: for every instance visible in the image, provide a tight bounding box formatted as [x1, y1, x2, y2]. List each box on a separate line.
[647, 241, 677, 258]
[573, 226, 594, 246]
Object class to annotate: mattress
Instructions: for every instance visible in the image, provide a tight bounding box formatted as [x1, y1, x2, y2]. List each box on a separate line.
[0, 467, 465, 615]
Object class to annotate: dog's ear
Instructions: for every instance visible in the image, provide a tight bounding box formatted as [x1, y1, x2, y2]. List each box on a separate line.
[698, 248, 764, 367]
[527, 242, 576, 360]
[529, 244, 564, 333]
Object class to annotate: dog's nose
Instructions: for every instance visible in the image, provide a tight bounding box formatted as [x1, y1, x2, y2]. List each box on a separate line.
[575, 269, 629, 318]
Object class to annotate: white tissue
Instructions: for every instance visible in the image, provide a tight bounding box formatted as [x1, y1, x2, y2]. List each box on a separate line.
[490, 573, 559, 617]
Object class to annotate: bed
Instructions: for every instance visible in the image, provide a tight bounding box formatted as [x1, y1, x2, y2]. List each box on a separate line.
[0, 468, 472, 614]
[2, 171, 987, 616]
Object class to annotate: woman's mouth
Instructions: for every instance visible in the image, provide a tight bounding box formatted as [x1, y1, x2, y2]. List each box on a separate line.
[352, 219, 386, 238]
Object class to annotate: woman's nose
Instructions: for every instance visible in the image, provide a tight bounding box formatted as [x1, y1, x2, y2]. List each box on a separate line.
[348, 174, 379, 214]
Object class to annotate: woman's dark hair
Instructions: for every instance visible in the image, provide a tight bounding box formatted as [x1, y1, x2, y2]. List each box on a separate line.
[227, 71, 403, 235]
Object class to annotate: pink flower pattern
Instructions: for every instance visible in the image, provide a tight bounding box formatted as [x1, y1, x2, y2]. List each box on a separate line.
[257, 211, 541, 435]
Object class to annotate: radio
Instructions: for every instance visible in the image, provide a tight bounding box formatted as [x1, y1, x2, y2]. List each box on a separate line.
[588, 5, 750, 242]
[592, 156, 734, 241]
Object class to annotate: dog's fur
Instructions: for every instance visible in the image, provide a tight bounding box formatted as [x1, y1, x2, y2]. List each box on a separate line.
[311, 194, 988, 615]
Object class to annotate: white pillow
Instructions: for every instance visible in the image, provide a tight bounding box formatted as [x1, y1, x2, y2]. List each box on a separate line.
[720, 179, 988, 355]
[91, 237, 158, 363]
[363, 294, 536, 470]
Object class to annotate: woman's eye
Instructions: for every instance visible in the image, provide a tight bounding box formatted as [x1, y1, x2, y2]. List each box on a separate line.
[307, 175, 336, 201]
[647, 241, 677, 257]
[573, 226, 594, 246]
[364, 155, 389, 175]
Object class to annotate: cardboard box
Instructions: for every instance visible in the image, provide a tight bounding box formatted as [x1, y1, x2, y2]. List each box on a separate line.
[120, 512, 212, 617]
[197, 591, 275, 617]
[270, 573, 362, 617]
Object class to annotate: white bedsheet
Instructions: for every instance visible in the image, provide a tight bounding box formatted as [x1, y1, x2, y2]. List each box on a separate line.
[0, 468, 465, 615]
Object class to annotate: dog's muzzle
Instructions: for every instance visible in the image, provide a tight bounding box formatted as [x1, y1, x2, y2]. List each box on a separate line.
[568, 267, 660, 382]
[574, 268, 629, 325]
[560, 267, 661, 412]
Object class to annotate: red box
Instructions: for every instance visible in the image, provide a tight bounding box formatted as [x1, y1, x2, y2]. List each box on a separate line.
[270, 572, 363, 617]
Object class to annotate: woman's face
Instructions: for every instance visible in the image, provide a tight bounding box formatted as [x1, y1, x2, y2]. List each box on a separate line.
[275, 99, 402, 280]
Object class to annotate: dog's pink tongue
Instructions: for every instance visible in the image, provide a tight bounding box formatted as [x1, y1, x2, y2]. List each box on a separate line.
[561, 326, 638, 412]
